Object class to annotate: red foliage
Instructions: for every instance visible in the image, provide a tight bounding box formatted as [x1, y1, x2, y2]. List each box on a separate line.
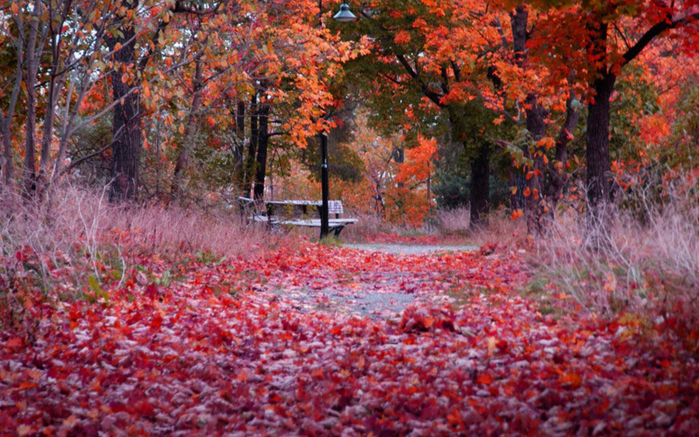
[1, 241, 698, 435]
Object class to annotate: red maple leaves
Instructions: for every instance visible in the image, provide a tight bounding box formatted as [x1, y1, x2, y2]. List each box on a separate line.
[1, 240, 698, 435]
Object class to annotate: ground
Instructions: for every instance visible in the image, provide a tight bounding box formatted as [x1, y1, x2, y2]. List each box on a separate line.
[1, 239, 698, 436]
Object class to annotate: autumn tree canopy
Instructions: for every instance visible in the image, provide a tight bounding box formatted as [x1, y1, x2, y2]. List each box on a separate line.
[0, 0, 697, 230]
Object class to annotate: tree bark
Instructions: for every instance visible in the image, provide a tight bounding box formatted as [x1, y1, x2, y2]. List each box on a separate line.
[586, 72, 615, 210]
[523, 94, 547, 234]
[107, 0, 141, 202]
[244, 93, 259, 198]
[172, 55, 205, 199]
[547, 90, 581, 207]
[22, 0, 45, 198]
[0, 32, 23, 188]
[585, 20, 615, 211]
[470, 142, 490, 226]
[512, 5, 547, 234]
[253, 103, 270, 201]
[232, 100, 246, 196]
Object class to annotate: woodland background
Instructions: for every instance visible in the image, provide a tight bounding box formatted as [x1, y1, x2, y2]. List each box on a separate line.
[0, 0, 697, 224]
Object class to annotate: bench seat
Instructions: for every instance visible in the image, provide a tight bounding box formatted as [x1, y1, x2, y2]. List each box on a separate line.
[252, 216, 358, 236]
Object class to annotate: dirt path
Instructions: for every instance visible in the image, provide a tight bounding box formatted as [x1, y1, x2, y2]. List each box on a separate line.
[343, 243, 479, 255]
[263, 244, 482, 318]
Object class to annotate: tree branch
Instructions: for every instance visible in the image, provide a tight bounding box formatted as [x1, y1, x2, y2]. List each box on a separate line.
[623, 11, 699, 66]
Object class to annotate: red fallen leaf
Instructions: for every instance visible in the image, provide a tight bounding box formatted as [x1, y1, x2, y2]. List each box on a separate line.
[6, 337, 23, 348]
[145, 283, 160, 300]
[62, 415, 77, 428]
[90, 378, 101, 392]
[357, 355, 366, 369]
[18, 381, 38, 391]
[480, 242, 497, 256]
[150, 312, 163, 329]
[447, 407, 463, 426]
[561, 372, 583, 389]
[476, 372, 494, 385]
[487, 336, 498, 352]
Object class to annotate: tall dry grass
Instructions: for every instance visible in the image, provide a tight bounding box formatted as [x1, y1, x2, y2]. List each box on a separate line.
[0, 182, 269, 329]
[341, 211, 401, 242]
[534, 182, 699, 346]
[434, 207, 472, 235]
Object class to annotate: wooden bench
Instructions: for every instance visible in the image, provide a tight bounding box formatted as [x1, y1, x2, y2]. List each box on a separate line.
[238, 197, 358, 237]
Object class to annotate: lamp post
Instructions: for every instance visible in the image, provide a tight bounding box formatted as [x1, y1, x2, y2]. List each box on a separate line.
[318, 2, 356, 239]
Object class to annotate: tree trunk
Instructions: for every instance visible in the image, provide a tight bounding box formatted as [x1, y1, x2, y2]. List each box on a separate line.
[470, 141, 490, 226]
[523, 93, 547, 234]
[172, 56, 204, 199]
[253, 103, 270, 201]
[0, 34, 23, 188]
[547, 90, 581, 207]
[585, 20, 616, 215]
[512, 5, 547, 234]
[245, 93, 259, 198]
[587, 73, 615, 210]
[509, 170, 525, 210]
[107, 0, 141, 203]
[22, 0, 44, 198]
[232, 100, 246, 196]
[38, 70, 67, 196]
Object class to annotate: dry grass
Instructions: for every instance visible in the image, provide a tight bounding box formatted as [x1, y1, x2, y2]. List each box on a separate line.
[341, 211, 401, 242]
[434, 207, 472, 235]
[533, 189, 699, 347]
[0, 182, 271, 328]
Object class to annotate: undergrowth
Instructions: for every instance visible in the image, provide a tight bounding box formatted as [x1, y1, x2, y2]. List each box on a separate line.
[534, 180, 699, 352]
[0, 182, 268, 332]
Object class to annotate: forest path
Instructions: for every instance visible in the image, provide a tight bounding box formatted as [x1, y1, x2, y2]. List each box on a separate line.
[1, 240, 697, 435]
[343, 243, 480, 255]
[262, 243, 481, 318]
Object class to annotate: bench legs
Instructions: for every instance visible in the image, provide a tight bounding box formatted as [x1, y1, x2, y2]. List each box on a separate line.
[328, 225, 346, 237]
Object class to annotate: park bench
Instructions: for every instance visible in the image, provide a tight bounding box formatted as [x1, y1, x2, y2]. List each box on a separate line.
[238, 197, 358, 237]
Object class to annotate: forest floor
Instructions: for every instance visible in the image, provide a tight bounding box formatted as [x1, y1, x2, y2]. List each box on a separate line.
[1, 237, 698, 436]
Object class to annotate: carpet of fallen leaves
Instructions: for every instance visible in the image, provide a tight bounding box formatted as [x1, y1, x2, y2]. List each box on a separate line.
[1, 239, 699, 436]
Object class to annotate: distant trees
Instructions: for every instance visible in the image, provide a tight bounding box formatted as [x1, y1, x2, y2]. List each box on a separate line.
[0, 0, 697, 234]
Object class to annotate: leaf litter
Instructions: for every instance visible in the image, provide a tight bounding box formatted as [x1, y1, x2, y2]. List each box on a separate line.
[1, 240, 698, 436]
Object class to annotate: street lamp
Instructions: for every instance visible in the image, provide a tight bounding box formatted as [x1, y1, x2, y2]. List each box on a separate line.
[319, 1, 356, 239]
[333, 3, 357, 22]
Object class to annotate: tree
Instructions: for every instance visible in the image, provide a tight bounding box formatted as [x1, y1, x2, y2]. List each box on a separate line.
[527, 0, 699, 216]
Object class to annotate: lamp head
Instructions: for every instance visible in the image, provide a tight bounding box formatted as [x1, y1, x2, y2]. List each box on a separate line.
[333, 3, 357, 22]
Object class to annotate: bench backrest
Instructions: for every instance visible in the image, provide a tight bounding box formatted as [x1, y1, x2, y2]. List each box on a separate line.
[238, 197, 345, 217]
[328, 200, 343, 215]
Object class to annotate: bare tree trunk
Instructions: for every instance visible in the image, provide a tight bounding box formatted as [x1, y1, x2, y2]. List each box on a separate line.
[245, 93, 259, 198]
[585, 21, 615, 215]
[587, 73, 615, 210]
[38, 0, 69, 194]
[0, 33, 23, 188]
[470, 142, 490, 226]
[22, 0, 46, 198]
[523, 94, 547, 234]
[232, 100, 246, 196]
[253, 102, 270, 201]
[107, 0, 141, 202]
[172, 55, 205, 199]
[547, 90, 581, 207]
[512, 5, 546, 234]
